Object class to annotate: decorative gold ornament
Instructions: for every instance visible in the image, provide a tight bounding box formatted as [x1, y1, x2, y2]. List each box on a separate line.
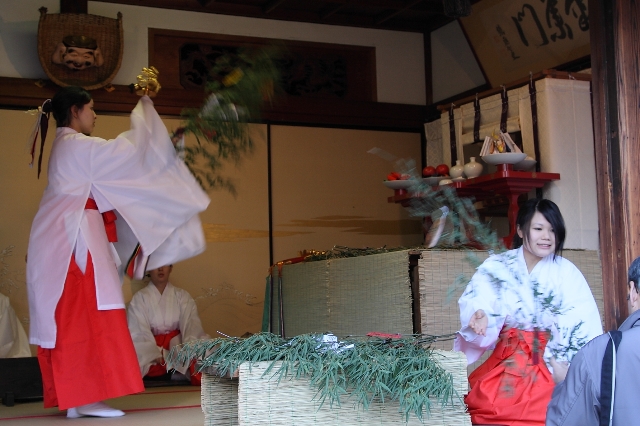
[222, 68, 244, 87]
[133, 66, 161, 97]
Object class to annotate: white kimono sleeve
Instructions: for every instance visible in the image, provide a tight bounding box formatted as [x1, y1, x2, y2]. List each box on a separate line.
[546, 262, 603, 363]
[127, 295, 163, 377]
[454, 260, 507, 364]
[0, 294, 31, 358]
[167, 289, 210, 374]
[177, 290, 210, 344]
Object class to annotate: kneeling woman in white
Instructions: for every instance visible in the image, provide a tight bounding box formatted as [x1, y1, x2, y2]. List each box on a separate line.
[127, 265, 210, 384]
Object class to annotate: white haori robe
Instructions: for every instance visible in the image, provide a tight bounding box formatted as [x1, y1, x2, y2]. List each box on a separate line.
[0, 293, 31, 358]
[127, 282, 210, 376]
[27, 96, 210, 349]
[455, 247, 603, 367]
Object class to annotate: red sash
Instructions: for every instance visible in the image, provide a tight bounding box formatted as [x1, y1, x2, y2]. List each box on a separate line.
[84, 198, 117, 242]
[146, 330, 181, 377]
[145, 330, 202, 386]
[464, 327, 554, 426]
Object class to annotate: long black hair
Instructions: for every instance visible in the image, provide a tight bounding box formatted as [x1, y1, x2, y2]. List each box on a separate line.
[512, 198, 566, 258]
[628, 257, 640, 292]
[48, 86, 92, 128]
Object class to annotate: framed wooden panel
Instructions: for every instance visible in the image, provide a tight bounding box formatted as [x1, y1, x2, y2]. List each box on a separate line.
[148, 28, 377, 102]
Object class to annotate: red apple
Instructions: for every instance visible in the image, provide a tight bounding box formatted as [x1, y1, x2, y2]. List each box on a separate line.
[435, 164, 450, 176]
[387, 172, 402, 181]
[422, 166, 436, 177]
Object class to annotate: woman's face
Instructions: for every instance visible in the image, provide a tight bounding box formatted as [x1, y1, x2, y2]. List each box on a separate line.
[518, 211, 556, 259]
[149, 265, 172, 286]
[71, 99, 96, 135]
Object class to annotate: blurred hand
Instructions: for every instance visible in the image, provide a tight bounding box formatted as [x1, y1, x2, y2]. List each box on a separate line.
[468, 309, 488, 336]
[153, 357, 163, 365]
[549, 357, 569, 384]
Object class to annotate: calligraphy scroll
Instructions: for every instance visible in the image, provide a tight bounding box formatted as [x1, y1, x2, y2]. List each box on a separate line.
[459, 0, 590, 87]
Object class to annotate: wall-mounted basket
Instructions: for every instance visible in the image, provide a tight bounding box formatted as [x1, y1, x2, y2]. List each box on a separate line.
[37, 7, 123, 90]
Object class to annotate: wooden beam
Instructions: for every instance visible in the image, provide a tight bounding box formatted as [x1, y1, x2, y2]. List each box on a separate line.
[263, 0, 288, 14]
[376, 0, 423, 25]
[589, 0, 640, 329]
[60, 0, 87, 14]
[321, 2, 349, 20]
[0, 77, 426, 131]
[436, 70, 591, 112]
[94, 0, 448, 32]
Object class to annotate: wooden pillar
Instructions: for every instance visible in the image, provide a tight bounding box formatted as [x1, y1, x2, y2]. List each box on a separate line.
[423, 31, 433, 106]
[422, 31, 433, 170]
[589, 0, 640, 330]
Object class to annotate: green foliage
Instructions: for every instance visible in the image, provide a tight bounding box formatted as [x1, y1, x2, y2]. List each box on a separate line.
[176, 46, 282, 193]
[167, 332, 460, 421]
[302, 245, 411, 262]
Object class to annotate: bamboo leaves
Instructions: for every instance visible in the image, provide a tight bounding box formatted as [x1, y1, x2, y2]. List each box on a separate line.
[177, 46, 282, 193]
[167, 332, 458, 421]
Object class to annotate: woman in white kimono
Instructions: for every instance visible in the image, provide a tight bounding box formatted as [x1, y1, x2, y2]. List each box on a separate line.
[455, 198, 602, 426]
[127, 264, 210, 385]
[26, 86, 210, 418]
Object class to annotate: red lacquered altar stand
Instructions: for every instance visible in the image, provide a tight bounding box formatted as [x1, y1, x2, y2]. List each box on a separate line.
[388, 164, 560, 248]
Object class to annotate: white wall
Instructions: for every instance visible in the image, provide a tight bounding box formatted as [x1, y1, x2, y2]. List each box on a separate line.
[0, 0, 426, 105]
[431, 21, 485, 102]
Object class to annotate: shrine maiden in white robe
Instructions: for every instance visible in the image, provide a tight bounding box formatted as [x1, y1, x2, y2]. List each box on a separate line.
[127, 282, 209, 376]
[455, 247, 603, 366]
[0, 293, 30, 358]
[27, 96, 210, 349]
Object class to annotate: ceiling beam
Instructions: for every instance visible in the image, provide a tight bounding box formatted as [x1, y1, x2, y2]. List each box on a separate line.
[321, 2, 350, 20]
[263, 0, 289, 14]
[376, 0, 423, 25]
[60, 0, 88, 13]
[321, 0, 434, 10]
[93, 0, 450, 32]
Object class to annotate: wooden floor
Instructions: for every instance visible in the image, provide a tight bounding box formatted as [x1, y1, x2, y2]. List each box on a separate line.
[0, 386, 203, 425]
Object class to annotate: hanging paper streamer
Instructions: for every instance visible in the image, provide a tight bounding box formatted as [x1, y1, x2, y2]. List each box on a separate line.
[473, 95, 481, 143]
[500, 86, 508, 134]
[449, 105, 457, 165]
[529, 75, 542, 197]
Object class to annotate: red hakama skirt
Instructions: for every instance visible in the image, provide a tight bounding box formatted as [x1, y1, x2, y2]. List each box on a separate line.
[464, 327, 554, 426]
[37, 253, 144, 410]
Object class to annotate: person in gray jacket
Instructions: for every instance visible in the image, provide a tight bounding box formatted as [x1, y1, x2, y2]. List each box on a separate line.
[546, 256, 640, 425]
